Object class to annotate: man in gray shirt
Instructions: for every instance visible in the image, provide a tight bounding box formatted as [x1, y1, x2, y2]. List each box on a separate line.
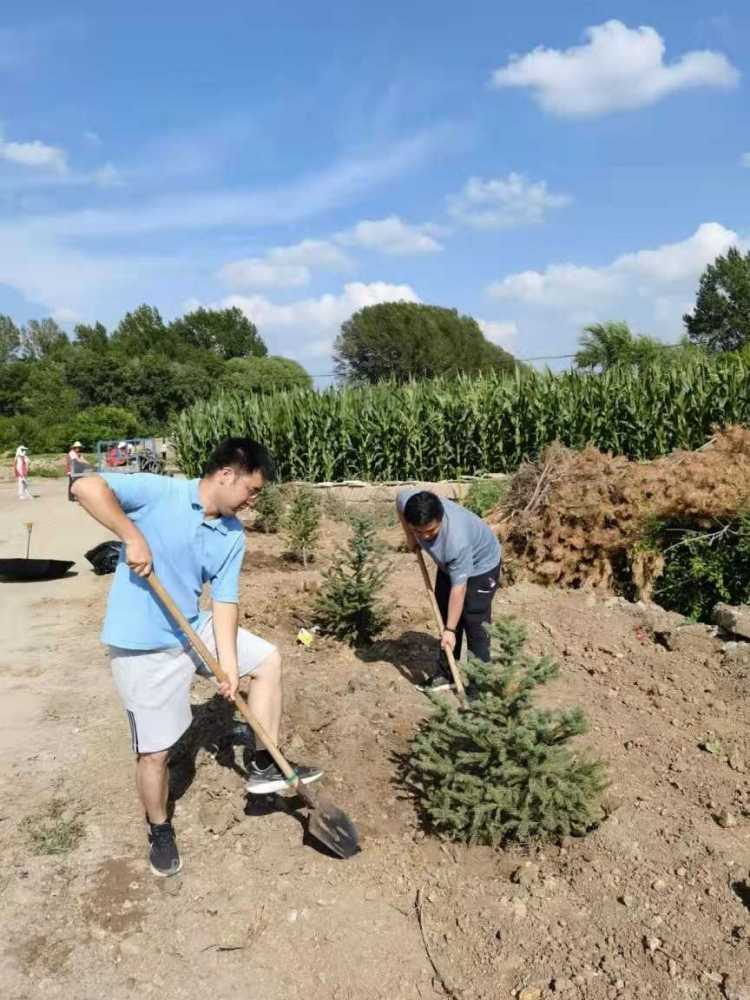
[397, 489, 502, 690]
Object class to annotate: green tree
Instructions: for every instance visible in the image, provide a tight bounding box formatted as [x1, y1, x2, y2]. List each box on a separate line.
[169, 307, 267, 360]
[283, 485, 321, 567]
[684, 247, 750, 352]
[408, 618, 608, 845]
[19, 318, 69, 361]
[220, 355, 311, 394]
[252, 484, 284, 533]
[62, 405, 141, 451]
[0, 315, 20, 363]
[19, 360, 78, 422]
[73, 321, 109, 352]
[0, 360, 31, 416]
[574, 321, 670, 371]
[334, 302, 517, 383]
[110, 305, 173, 357]
[64, 349, 130, 409]
[313, 515, 390, 645]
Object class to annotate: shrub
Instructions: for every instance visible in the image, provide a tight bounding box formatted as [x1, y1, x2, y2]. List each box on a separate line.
[283, 485, 321, 567]
[252, 483, 284, 533]
[313, 515, 390, 645]
[408, 618, 608, 845]
[646, 514, 750, 621]
[463, 478, 509, 517]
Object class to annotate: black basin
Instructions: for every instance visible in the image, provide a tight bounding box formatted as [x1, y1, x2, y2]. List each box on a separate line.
[0, 558, 75, 581]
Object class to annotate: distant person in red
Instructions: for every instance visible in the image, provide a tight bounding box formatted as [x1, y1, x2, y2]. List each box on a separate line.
[14, 445, 32, 501]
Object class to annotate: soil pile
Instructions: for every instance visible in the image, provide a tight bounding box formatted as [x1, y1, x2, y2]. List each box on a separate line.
[490, 426, 750, 593]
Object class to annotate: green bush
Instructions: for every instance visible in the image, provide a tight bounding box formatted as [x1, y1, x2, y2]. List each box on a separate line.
[313, 515, 390, 645]
[408, 618, 608, 845]
[252, 483, 284, 533]
[283, 485, 321, 567]
[463, 478, 509, 517]
[0, 406, 141, 453]
[646, 515, 750, 621]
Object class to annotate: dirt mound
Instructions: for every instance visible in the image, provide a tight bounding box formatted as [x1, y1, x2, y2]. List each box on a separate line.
[490, 426, 750, 593]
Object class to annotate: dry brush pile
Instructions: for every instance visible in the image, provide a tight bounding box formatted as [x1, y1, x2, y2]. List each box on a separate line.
[490, 426, 750, 595]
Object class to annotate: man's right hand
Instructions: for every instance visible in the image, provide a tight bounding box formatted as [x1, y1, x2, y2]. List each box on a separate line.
[125, 535, 153, 577]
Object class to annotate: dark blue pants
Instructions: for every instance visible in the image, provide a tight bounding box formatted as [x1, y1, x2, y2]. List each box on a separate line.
[434, 561, 501, 662]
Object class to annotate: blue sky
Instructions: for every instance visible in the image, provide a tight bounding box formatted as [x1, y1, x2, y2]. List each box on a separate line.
[2, 2, 749, 376]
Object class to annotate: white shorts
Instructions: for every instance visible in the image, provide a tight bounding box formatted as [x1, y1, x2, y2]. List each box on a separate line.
[109, 615, 275, 754]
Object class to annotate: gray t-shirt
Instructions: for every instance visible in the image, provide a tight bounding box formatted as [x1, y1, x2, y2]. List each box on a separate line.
[397, 488, 502, 585]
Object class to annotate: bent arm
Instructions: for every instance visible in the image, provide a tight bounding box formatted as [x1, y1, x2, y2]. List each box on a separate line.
[72, 475, 152, 576]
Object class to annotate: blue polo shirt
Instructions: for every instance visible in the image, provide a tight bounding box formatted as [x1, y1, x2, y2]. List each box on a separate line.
[100, 474, 246, 650]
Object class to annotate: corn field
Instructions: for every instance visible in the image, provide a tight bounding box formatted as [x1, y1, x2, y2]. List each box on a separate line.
[172, 355, 750, 481]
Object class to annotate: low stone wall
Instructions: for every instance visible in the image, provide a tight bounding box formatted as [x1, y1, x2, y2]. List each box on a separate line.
[289, 473, 509, 506]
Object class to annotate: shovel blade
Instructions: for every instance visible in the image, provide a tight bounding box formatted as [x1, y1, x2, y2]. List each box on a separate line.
[306, 796, 360, 859]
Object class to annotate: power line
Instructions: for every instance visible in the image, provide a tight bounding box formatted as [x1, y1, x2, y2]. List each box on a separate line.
[304, 342, 688, 377]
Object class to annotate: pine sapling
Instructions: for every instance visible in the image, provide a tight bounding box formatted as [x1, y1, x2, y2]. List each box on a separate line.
[313, 514, 390, 645]
[253, 483, 284, 533]
[408, 617, 608, 845]
[283, 485, 321, 567]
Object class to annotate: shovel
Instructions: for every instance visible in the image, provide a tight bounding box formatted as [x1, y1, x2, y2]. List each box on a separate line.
[146, 572, 359, 859]
[414, 548, 467, 707]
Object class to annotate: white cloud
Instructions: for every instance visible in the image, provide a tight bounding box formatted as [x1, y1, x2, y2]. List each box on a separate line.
[92, 162, 123, 188]
[218, 281, 420, 356]
[220, 239, 352, 289]
[491, 20, 739, 117]
[221, 259, 310, 290]
[38, 126, 454, 239]
[477, 319, 518, 346]
[0, 137, 67, 173]
[83, 130, 102, 147]
[487, 222, 741, 316]
[448, 173, 570, 229]
[51, 306, 81, 325]
[339, 215, 444, 254]
[741, 152, 750, 168]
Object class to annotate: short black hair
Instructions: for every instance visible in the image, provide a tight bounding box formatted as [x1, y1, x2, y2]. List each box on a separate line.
[203, 437, 276, 480]
[403, 491, 444, 526]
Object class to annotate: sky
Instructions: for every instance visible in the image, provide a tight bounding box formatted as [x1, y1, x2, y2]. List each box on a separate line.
[2, 2, 749, 378]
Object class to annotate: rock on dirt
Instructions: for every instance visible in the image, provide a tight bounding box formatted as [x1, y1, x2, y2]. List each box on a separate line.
[714, 602, 750, 640]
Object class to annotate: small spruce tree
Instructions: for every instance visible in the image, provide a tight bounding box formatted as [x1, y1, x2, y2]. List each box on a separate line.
[253, 483, 284, 533]
[283, 485, 321, 567]
[408, 617, 607, 845]
[313, 515, 390, 645]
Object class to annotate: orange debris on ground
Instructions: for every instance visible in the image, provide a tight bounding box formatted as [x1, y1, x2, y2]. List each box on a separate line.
[488, 426, 750, 594]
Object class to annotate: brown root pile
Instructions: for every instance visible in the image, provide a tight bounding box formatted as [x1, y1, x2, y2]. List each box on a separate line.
[488, 426, 750, 594]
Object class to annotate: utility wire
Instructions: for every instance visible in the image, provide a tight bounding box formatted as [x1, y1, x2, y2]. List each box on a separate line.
[304, 342, 688, 377]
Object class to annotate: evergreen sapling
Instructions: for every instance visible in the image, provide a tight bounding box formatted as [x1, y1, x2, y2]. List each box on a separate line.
[313, 514, 390, 645]
[283, 485, 321, 567]
[253, 483, 284, 533]
[408, 617, 607, 845]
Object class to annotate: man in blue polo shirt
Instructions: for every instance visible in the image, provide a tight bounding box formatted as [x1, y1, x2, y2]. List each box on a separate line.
[397, 488, 502, 690]
[74, 437, 321, 877]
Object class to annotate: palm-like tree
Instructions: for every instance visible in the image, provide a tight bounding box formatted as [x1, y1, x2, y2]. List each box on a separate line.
[575, 321, 664, 371]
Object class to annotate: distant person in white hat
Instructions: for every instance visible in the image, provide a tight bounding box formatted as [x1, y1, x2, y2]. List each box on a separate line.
[67, 441, 91, 502]
[14, 445, 32, 500]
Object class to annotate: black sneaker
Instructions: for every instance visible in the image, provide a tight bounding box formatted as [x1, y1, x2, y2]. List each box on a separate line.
[420, 668, 453, 692]
[245, 759, 323, 795]
[148, 821, 182, 877]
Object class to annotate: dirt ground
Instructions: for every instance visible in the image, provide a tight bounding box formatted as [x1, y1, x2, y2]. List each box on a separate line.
[1, 477, 750, 1000]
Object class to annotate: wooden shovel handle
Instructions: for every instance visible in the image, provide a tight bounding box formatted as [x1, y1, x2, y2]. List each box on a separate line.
[414, 549, 467, 704]
[146, 571, 310, 802]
